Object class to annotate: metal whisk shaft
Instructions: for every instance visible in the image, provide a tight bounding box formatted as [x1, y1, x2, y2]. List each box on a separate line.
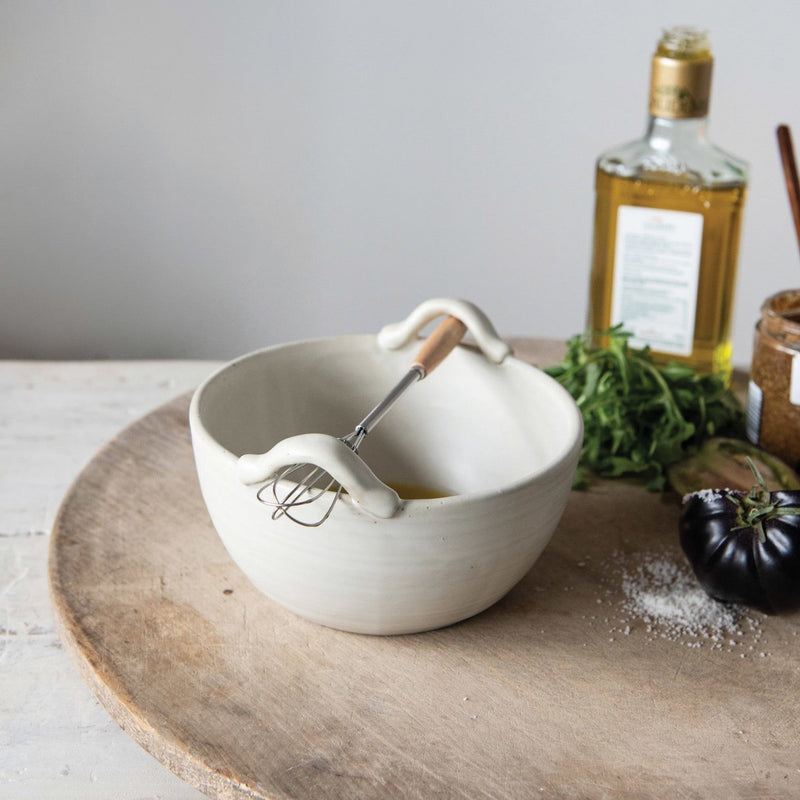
[256, 315, 467, 527]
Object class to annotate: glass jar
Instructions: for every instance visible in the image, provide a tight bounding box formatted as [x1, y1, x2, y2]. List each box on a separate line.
[746, 289, 800, 471]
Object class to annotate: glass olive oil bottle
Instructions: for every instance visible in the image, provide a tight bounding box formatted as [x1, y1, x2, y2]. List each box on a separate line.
[587, 27, 747, 380]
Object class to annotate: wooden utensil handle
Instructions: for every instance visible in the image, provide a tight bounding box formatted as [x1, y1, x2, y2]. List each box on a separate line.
[777, 124, 800, 258]
[412, 315, 467, 377]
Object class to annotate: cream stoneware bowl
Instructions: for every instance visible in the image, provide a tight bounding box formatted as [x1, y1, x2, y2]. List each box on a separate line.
[189, 299, 582, 635]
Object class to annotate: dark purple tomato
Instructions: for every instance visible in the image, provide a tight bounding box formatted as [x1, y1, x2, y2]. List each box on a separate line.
[680, 485, 800, 614]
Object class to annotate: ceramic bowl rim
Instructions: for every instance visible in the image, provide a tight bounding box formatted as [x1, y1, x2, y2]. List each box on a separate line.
[190, 333, 583, 511]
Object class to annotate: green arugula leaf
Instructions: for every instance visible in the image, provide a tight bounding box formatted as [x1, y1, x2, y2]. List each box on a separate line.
[545, 326, 745, 490]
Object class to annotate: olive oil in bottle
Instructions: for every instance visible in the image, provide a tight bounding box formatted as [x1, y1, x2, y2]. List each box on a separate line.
[587, 26, 747, 379]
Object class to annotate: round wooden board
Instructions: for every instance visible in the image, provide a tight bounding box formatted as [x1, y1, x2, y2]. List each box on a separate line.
[49, 341, 800, 800]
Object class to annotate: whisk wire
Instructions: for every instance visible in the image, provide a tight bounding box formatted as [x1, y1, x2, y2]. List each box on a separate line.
[257, 427, 369, 527]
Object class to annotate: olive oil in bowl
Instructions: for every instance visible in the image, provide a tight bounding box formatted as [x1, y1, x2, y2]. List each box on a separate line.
[385, 481, 452, 500]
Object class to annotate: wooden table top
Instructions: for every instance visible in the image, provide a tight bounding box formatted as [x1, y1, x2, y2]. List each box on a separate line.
[45, 343, 800, 799]
[2, 359, 213, 800]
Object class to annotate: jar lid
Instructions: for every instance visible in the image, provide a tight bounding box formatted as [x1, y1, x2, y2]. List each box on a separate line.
[761, 289, 800, 344]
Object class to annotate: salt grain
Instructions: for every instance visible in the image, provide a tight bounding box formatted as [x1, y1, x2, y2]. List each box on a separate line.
[621, 554, 740, 637]
[683, 488, 727, 503]
[600, 549, 766, 653]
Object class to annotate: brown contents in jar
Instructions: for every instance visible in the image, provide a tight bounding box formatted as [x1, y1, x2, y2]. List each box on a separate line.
[748, 289, 800, 471]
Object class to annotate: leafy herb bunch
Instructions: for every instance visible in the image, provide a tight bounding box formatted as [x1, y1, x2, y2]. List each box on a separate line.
[545, 326, 744, 490]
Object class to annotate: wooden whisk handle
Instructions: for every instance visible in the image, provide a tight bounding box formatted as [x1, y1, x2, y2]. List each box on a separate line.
[411, 315, 467, 378]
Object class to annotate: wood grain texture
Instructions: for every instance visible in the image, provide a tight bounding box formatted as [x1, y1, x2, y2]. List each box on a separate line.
[49, 342, 800, 800]
[2, 359, 215, 799]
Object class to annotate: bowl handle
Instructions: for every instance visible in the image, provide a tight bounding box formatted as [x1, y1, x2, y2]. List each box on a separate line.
[237, 433, 403, 519]
[377, 298, 513, 364]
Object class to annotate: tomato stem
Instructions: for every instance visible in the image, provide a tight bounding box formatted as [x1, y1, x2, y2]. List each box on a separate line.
[730, 457, 800, 543]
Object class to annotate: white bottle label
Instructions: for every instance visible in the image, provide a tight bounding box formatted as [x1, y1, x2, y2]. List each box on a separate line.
[611, 205, 704, 356]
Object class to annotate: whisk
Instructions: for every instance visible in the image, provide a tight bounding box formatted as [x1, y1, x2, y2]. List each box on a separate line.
[256, 315, 467, 527]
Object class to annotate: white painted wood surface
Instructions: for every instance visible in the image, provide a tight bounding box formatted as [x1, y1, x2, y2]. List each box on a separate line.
[0, 360, 220, 799]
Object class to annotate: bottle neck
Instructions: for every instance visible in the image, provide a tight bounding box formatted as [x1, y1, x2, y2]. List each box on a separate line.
[645, 115, 708, 150]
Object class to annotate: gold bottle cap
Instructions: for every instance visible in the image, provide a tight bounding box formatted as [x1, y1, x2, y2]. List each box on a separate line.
[649, 26, 713, 119]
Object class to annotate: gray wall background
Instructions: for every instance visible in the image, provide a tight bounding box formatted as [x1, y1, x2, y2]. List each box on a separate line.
[2, 1, 799, 366]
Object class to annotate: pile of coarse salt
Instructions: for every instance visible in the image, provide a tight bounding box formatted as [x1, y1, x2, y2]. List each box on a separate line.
[605, 549, 766, 654]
